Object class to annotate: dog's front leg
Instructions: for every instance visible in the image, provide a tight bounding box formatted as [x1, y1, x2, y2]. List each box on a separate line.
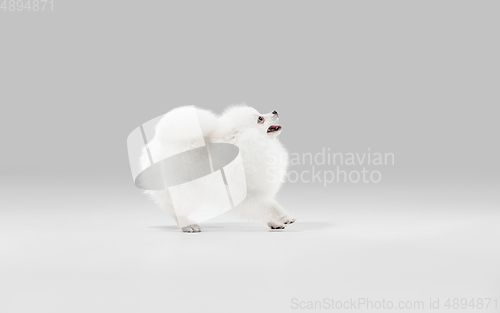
[234, 197, 296, 229]
[264, 199, 296, 229]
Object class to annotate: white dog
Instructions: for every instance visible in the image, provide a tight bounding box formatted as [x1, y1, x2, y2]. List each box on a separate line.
[141, 104, 295, 232]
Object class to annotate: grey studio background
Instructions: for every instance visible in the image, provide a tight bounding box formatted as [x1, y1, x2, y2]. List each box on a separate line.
[1, 1, 499, 313]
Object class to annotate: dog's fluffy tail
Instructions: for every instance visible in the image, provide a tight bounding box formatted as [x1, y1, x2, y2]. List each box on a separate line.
[154, 106, 218, 145]
[141, 106, 218, 163]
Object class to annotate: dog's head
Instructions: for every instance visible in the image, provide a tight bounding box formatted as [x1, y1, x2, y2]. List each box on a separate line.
[217, 105, 282, 142]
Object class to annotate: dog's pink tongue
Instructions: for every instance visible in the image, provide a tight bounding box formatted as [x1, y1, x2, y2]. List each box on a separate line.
[267, 125, 282, 132]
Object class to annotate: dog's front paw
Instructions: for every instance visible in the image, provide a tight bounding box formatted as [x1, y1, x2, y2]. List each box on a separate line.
[268, 221, 286, 230]
[182, 224, 201, 233]
[279, 215, 296, 225]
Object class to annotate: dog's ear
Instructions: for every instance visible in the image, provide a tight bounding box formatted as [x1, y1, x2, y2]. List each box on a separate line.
[225, 130, 238, 142]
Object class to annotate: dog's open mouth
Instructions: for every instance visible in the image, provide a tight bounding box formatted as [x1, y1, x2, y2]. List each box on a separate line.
[267, 125, 282, 133]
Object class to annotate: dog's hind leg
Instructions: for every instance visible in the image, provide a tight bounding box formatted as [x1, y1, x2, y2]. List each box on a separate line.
[181, 224, 201, 233]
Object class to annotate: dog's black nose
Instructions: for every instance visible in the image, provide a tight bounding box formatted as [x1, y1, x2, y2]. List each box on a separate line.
[272, 110, 278, 115]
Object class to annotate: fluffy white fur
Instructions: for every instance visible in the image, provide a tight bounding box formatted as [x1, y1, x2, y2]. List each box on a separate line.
[140, 104, 295, 232]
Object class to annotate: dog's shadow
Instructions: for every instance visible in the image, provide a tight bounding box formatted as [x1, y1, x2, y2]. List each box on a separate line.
[148, 222, 332, 233]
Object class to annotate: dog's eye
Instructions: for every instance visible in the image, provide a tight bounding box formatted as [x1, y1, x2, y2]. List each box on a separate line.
[257, 116, 264, 124]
